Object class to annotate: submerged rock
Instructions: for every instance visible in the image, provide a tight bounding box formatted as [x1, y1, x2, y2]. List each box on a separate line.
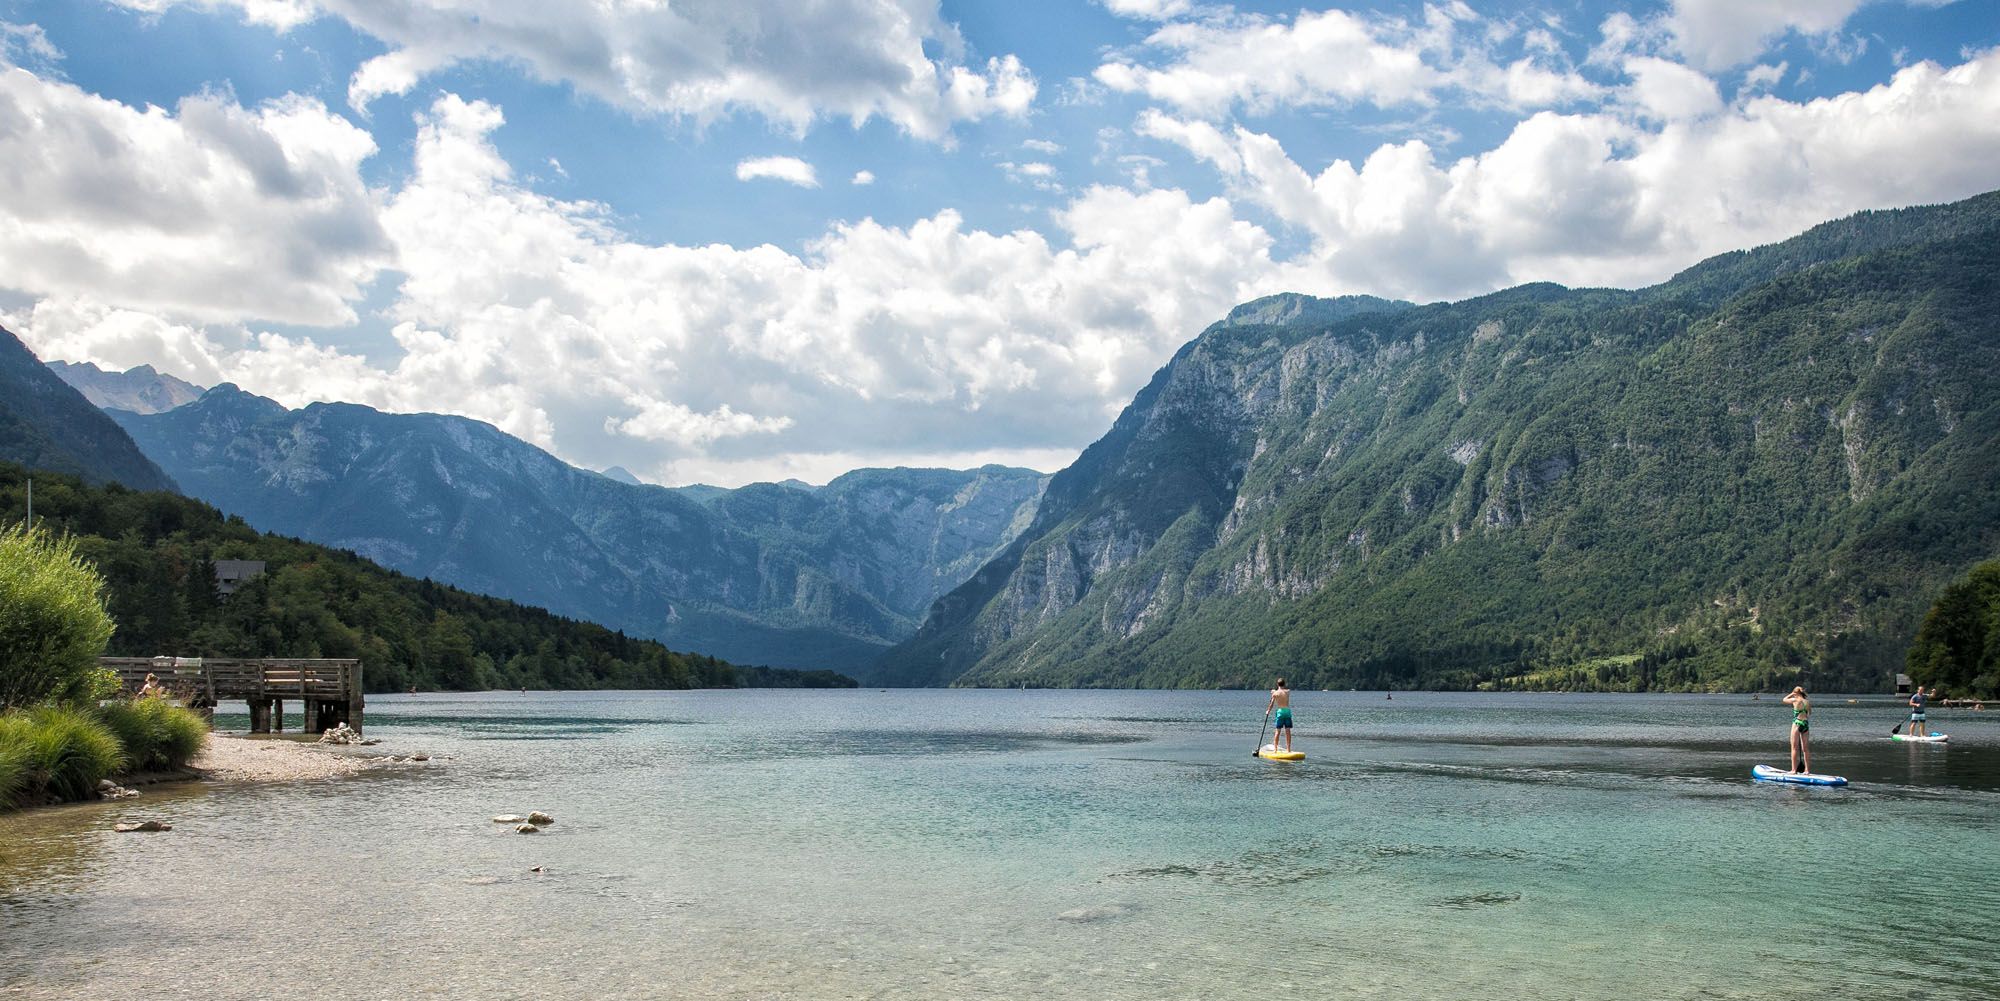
[492, 815, 526, 823]
[114, 820, 172, 833]
[515, 824, 541, 834]
[1056, 904, 1132, 923]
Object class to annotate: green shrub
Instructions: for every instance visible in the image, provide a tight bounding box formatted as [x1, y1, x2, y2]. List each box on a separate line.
[0, 705, 124, 805]
[97, 698, 209, 772]
[0, 525, 116, 710]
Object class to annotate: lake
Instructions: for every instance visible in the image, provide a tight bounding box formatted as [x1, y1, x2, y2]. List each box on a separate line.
[3, 690, 1998, 1000]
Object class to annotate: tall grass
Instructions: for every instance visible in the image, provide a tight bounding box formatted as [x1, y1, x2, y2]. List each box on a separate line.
[0, 739, 25, 809]
[0, 706, 124, 806]
[97, 699, 209, 772]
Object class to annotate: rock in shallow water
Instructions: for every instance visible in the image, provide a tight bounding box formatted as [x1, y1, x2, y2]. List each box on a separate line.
[527, 811, 554, 825]
[492, 815, 526, 823]
[114, 820, 172, 833]
[515, 824, 541, 834]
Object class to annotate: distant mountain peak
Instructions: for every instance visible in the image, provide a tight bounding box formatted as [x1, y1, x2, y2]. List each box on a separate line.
[0, 331, 177, 491]
[47, 358, 206, 415]
[600, 464, 643, 485]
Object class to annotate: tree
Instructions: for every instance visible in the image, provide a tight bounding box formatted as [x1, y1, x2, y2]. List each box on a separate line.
[0, 524, 116, 709]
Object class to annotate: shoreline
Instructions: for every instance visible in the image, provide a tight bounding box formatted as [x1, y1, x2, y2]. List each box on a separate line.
[190, 731, 425, 783]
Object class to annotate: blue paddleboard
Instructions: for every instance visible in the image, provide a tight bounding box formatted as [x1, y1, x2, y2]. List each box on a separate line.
[1752, 764, 1847, 786]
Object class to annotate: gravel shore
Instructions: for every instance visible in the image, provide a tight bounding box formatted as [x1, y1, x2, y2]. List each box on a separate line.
[192, 734, 394, 782]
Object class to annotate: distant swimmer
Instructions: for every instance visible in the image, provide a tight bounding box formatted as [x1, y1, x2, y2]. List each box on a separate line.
[1782, 686, 1813, 773]
[1267, 678, 1295, 754]
[1907, 686, 1929, 736]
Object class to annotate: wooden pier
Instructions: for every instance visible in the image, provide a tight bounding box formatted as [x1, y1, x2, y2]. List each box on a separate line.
[101, 657, 365, 735]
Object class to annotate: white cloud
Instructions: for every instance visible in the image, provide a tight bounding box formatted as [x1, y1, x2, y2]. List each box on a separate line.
[1622, 56, 1724, 121]
[24, 93, 1285, 484]
[736, 156, 819, 188]
[608, 399, 793, 447]
[1663, 0, 1867, 71]
[1022, 138, 1064, 154]
[851, 170, 876, 186]
[1100, 0, 1192, 20]
[115, 0, 1037, 142]
[1140, 47, 2000, 302]
[1741, 61, 1789, 94]
[0, 60, 387, 326]
[0, 21, 62, 69]
[113, 0, 315, 30]
[1093, 5, 1599, 119]
[1096, 9, 1438, 117]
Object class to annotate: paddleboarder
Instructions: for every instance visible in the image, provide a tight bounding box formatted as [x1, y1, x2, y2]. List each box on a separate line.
[1907, 686, 1929, 736]
[1783, 686, 1812, 773]
[1267, 678, 1295, 754]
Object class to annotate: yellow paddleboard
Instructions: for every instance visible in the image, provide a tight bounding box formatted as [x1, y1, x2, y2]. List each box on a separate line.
[1257, 745, 1305, 761]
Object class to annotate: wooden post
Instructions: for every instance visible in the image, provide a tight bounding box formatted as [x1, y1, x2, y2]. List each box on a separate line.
[273, 698, 283, 732]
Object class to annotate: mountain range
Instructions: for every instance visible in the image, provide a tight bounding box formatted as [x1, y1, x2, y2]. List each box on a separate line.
[48, 359, 205, 414]
[879, 191, 2000, 691]
[108, 389, 1046, 673]
[0, 326, 175, 493]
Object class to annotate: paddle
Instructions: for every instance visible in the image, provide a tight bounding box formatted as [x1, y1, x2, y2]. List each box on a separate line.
[1252, 706, 1272, 758]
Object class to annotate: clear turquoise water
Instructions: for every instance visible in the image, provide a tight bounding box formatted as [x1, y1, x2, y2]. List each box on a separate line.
[4, 690, 1999, 1000]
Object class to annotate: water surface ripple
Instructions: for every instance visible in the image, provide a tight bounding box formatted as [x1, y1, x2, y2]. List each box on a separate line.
[4, 690, 1998, 1000]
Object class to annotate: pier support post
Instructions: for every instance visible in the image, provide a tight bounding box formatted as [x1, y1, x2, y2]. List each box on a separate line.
[272, 698, 283, 732]
[248, 700, 267, 733]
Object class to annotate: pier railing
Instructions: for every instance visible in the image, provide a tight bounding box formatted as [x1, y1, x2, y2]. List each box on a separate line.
[100, 657, 364, 734]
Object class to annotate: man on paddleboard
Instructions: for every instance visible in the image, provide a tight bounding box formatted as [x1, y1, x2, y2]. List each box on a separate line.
[1908, 686, 1929, 736]
[1267, 679, 1295, 754]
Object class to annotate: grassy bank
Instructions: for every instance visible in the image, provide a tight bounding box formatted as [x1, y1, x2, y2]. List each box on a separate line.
[0, 700, 208, 811]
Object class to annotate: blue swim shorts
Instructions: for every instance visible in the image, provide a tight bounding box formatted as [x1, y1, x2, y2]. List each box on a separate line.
[1274, 708, 1293, 729]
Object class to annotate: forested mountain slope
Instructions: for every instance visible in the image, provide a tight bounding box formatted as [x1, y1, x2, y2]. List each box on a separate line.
[0, 464, 851, 692]
[880, 192, 2000, 692]
[0, 329, 175, 493]
[112, 391, 1045, 673]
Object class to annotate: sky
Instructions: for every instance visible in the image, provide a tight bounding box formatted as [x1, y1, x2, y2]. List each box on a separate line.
[0, 0, 1995, 486]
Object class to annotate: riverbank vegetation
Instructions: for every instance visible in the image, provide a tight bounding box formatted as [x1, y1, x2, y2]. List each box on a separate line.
[0, 464, 855, 693]
[0, 522, 210, 811]
[1907, 558, 2000, 698]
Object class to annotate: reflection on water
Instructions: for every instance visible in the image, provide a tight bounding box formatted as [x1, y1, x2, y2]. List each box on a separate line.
[3, 689, 2000, 1000]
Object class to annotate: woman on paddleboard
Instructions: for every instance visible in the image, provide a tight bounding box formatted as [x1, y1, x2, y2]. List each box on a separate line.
[1783, 686, 1812, 773]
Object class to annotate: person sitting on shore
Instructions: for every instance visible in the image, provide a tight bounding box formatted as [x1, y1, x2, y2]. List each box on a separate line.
[1908, 686, 1929, 736]
[138, 673, 166, 699]
[1267, 678, 1294, 754]
[1782, 686, 1812, 773]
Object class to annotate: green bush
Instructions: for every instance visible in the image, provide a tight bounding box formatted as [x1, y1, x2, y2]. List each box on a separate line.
[0, 524, 116, 710]
[96, 698, 210, 772]
[0, 705, 125, 805]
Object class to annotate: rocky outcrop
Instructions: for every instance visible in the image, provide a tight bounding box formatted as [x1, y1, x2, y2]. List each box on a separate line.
[879, 191, 2000, 690]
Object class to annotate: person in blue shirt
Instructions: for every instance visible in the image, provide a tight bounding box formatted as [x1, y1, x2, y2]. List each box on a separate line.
[1908, 686, 1929, 736]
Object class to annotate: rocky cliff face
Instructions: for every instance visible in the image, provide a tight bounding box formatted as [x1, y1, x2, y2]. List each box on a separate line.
[113, 392, 1046, 674]
[46, 360, 206, 414]
[880, 192, 2000, 690]
[0, 328, 176, 492]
